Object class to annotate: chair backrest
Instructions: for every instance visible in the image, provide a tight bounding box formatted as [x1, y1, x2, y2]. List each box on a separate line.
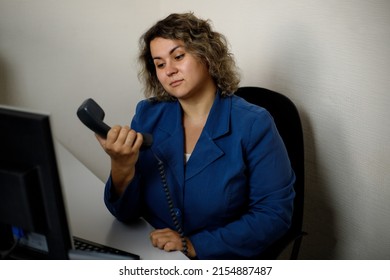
[235, 86, 305, 259]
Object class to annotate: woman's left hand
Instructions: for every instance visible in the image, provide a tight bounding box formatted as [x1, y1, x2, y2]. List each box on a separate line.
[150, 228, 196, 258]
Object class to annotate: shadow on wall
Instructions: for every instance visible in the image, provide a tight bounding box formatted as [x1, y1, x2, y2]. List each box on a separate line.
[0, 56, 7, 104]
[299, 110, 338, 259]
[0, 56, 15, 106]
[265, 23, 338, 259]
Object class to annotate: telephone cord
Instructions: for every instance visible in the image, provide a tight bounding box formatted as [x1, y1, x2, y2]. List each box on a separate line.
[154, 153, 188, 256]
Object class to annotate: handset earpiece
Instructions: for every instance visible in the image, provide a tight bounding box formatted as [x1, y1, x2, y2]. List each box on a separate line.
[77, 98, 153, 149]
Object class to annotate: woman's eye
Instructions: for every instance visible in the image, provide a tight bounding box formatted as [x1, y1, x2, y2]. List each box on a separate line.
[175, 54, 185, 60]
[156, 63, 165, 69]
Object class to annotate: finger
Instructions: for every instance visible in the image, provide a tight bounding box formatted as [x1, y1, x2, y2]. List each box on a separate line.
[95, 133, 106, 147]
[157, 236, 181, 251]
[150, 229, 182, 251]
[150, 232, 167, 248]
[150, 229, 171, 248]
[107, 125, 121, 142]
[163, 241, 177, 252]
[154, 236, 168, 250]
[124, 129, 139, 147]
[131, 132, 144, 150]
[151, 228, 172, 235]
[116, 126, 132, 144]
[150, 233, 157, 247]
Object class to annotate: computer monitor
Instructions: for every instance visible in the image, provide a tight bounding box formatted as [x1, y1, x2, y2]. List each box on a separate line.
[0, 105, 72, 259]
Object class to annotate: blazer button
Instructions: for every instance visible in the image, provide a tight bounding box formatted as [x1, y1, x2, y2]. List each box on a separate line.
[173, 208, 182, 220]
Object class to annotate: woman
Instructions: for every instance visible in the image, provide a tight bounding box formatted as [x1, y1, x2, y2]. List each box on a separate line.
[96, 12, 295, 259]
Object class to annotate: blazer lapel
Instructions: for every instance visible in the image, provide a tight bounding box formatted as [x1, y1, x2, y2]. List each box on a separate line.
[185, 93, 231, 180]
[153, 103, 185, 189]
[151, 93, 232, 184]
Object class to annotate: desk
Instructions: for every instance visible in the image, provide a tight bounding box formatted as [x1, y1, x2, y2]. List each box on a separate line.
[55, 141, 188, 260]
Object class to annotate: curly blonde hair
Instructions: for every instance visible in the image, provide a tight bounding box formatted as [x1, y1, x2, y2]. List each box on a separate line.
[138, 12, 240, 101]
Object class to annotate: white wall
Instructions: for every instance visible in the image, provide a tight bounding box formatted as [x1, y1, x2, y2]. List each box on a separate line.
[1, 0, 389, 259]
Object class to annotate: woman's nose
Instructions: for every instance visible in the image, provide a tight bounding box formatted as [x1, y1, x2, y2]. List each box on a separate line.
[166, 62, 178, 76]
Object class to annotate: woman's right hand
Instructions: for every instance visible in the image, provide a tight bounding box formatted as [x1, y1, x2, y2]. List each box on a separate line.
[96, 125, 144, 195]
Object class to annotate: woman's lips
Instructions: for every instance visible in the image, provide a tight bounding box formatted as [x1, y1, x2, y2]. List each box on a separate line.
[170, 79, 183, 87]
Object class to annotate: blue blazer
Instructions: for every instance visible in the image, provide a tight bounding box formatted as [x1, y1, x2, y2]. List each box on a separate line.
[104, 92, 295, 259]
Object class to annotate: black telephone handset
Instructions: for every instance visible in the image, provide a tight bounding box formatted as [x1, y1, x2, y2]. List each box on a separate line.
[77, 98, 153, 149]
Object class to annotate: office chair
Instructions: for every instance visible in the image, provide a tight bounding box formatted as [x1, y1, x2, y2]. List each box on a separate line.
[235, 86, 306, 259]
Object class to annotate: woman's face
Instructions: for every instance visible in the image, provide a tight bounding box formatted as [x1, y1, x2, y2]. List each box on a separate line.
[150, 37, 215, 101]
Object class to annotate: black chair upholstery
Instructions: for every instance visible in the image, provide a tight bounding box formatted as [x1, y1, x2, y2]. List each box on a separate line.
[235, 86, 306, 259]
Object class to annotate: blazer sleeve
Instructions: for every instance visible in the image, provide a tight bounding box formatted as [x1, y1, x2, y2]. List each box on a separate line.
[189, 111, 296, 259]
[103, 100, 149, 223]
[103, 173, 143, 223]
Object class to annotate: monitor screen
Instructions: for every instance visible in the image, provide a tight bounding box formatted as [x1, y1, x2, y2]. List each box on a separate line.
[0, 105, 72, 259]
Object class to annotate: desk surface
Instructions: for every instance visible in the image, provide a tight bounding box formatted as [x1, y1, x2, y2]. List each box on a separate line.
[55, 142, 187, 260]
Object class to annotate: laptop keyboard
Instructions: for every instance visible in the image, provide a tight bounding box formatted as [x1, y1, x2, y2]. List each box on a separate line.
[73, 236, 140, 260]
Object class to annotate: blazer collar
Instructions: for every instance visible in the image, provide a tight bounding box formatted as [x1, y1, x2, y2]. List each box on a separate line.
[153, 91, 232, 184]
[185, 92, 231, 180]
[202, 90, 231, 139]
[154, 102, 185, 187]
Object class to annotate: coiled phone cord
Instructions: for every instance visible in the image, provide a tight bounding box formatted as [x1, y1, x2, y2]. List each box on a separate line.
[154, 154, 188, 256]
